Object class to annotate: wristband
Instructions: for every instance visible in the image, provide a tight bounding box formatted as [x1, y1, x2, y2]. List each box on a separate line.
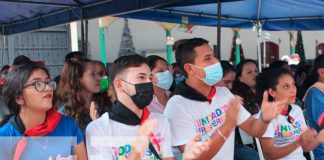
[259, 112, 271, 124]
[217, 129, 226, 141]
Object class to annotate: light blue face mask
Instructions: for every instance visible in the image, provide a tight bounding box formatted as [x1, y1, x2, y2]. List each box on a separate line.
[155, 70, 173, 90]
[192, 63, 223, 86]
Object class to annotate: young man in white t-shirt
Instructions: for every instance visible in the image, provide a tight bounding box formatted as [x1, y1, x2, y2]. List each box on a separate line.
[86, 54, 209, 160]
[164, 38, 287, 160]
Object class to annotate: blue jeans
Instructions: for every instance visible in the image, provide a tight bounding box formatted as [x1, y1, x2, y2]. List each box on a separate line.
[234, 146, 260, 160]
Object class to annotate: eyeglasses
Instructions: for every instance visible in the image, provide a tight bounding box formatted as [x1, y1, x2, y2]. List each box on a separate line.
[24, 80, 57, 92]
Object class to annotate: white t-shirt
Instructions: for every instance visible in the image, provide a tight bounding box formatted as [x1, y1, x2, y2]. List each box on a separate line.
[164, 86, 251, 160]
[86, 112, 173, 160]
[262, 104, 307, 160]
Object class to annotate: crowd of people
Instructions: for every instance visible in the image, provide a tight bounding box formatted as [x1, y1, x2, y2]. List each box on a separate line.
[0, 37, 323, 160]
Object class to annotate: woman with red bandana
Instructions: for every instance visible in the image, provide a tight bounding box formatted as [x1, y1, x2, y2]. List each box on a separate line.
[0, 62, 87, 160]
[256, 68, 319, 160]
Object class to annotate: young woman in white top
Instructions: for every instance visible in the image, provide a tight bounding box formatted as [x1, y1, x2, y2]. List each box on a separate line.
[256, 68, 319, 160]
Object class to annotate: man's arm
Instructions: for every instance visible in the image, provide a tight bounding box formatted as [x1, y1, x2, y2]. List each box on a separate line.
[179, 122, 235, 160]
[178, 98, 240, 160]
[239, 116, 269, 137]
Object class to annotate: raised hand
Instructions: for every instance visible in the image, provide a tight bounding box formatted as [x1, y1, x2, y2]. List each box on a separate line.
[134, 119, 157, 155]
[260, 91, 287, 122]
[224, 98, 241, 127]
[183, 133, 210, 160]
[89, 101, 98, 121]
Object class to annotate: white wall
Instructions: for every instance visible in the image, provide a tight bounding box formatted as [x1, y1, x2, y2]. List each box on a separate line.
[80, 18, 324, 63]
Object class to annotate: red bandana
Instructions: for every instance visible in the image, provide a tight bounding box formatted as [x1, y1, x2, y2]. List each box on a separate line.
[14, 108, 62, 160]
[207, 86, 216, 103]
[281, 110, 295, 123]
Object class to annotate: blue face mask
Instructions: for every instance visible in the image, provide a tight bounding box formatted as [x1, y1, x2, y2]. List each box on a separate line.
[155, 71, 173, 90]
[192, 63, 223, 86]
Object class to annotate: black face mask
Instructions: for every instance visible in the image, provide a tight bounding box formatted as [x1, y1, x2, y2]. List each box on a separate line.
[122, 80, 154, 109]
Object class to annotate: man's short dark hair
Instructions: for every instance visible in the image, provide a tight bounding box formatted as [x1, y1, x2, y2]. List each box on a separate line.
[175, 38, 209, 75]
[109, 54, 147, 86]
[13, 55, 31, 66]
[65, 51, 83, 62]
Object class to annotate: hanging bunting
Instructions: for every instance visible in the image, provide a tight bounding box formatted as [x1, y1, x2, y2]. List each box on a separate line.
[177, 24, 196, 33]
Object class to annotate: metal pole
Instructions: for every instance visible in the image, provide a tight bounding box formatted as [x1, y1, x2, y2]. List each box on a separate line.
[81, 20, 85, 54]
[3, 35, 5, 66]
[85, 19, 88, 57]
[257, 22, 262, 71]
[217, 0, 221, 57]
[80, 8, 85, 56]
[263, 37, 266, 68]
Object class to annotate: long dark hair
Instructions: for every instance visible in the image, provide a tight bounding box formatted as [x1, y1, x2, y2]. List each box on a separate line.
[256, 68, 295, 123]
[0, 62, 50, 126]
[55, 56, 92, 127]
[232, 59, 259, 114]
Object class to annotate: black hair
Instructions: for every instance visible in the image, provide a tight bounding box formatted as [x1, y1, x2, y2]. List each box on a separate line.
[302, 54, 324, 93]
[65, 51, 83, 62]
[0, 62, 50, 126]
[146, 55, 167, 71]
[175, 38, 209, 76]
[12, 55, 31, 66]
[220, 60, 235, 77]
[256, 68, 295, 123]
[0, 65, 10, 73]
[269, 60, 289, 70]
[312, 54, 324, 83]
[235, 59, 258, 78]
[109, 54, 147, 85]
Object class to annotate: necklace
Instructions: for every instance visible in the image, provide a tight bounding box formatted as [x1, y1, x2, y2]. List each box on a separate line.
[30, 136, 48, 150]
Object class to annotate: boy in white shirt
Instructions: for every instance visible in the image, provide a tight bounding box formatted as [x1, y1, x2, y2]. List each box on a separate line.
[86, 54, 208, 160]
[164, 38, 287, 160]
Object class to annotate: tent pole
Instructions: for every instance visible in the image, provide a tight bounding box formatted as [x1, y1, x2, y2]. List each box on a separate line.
[85, 19, 89, 57]
[1, 26, 4, 66]
[263, 38, 266, 68]
[80, 9, 85, 56]
[257, 22, 262, 71]
[217, 0, 221, 58]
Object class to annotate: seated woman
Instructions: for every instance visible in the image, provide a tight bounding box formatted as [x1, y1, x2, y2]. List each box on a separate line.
[257, 68, 319, 160]
[0, 62, 86, 160]
[232, 59, 260, 160]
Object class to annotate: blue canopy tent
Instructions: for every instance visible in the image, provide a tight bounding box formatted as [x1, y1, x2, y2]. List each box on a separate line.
[119, 0, 324, 68]
[0, 0, 191, 55]
[0, 0, 239, 56]
[1, 0, 323, 66]
[120, 0, 324, 31]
